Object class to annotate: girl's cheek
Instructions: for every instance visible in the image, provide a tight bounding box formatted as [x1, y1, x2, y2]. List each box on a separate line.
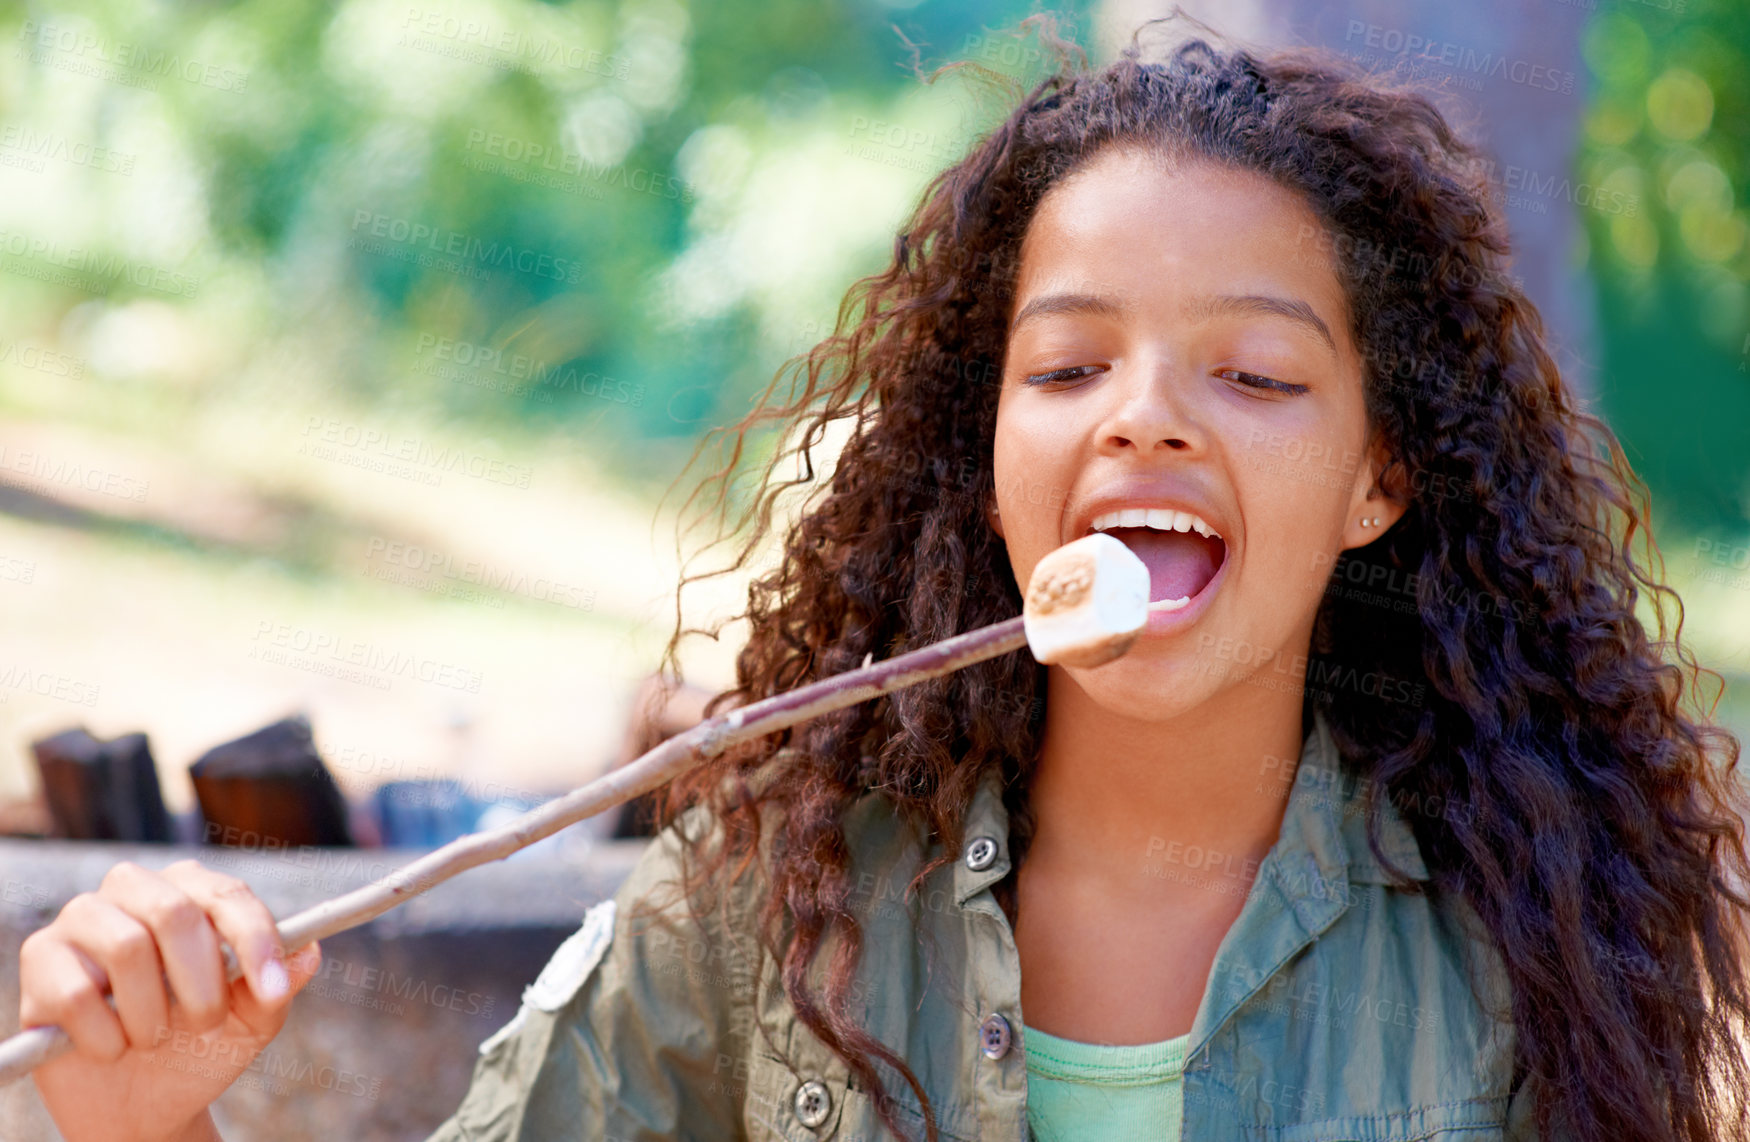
[1231, 462, 1334, 579]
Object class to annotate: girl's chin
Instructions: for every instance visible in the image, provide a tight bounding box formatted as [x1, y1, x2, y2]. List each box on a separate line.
[1056, 655, 1228, 719]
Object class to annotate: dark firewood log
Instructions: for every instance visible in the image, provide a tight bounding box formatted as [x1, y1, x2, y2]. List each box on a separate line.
[31, 728, 174, 842]
[190, 714, 353, 849]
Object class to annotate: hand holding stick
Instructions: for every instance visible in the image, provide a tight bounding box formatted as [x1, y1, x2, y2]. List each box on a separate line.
[0, 532, 1154, 1086]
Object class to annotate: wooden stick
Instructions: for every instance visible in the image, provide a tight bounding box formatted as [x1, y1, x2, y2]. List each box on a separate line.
[0, 614, 1031, 1086]
[0, 530, 1158, 1086]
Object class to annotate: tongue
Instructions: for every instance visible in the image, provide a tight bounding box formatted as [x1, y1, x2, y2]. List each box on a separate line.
[1107, 528, 1224, 602]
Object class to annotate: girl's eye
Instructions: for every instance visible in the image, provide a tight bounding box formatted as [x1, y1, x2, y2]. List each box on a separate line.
[1022, 364, 1103, 387]
[1219, 368, 1310, 396]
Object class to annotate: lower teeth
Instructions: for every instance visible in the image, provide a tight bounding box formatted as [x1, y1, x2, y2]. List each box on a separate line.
[1148, 595, 1192, 612]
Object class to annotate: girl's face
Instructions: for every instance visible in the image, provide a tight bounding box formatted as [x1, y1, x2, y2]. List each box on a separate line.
[990, 147, 1402, 721]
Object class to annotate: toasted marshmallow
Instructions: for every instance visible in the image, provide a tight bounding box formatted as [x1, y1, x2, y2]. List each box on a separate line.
[1022, 533, 1150, 668]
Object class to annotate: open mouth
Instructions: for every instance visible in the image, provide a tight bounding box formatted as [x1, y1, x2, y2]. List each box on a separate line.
[1089, 509, 1229, 612]
[1111, 529, 1227, 606]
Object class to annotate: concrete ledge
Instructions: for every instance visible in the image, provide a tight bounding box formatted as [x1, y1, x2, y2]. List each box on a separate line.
[0, 836, 649, 1141]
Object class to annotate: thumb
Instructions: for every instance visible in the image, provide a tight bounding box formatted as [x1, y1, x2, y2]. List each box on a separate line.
[286, 940, 323, 993]
[228, 940, 321, 1036]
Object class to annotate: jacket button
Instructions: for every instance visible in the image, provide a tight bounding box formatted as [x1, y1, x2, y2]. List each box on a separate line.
[979, 1012, 1013, 1060]
[795, 1080, 832, 1129]
[965, 836, 1000, 872]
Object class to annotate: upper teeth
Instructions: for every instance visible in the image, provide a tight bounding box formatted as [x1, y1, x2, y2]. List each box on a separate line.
[1090, 508, 1220, 539]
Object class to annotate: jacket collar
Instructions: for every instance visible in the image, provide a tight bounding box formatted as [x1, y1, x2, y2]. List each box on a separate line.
[1295, 708, 1430, 886]
[950, 706, 1427, 911]
[954, 767, 1016, 907]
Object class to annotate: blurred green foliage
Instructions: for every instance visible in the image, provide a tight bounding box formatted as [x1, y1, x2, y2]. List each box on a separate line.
[1578, 0, 1750, 535]
[0, 0, 1741, 522]
[0, 0, 1071, 492]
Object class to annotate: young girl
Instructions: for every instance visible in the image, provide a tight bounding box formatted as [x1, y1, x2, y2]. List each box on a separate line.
[19, 24, 1750, 1142]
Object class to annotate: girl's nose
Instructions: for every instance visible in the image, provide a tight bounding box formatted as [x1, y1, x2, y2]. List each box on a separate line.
[1096, 358, 1201, 454]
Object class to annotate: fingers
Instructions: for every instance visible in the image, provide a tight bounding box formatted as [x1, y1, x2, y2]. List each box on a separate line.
[155, 861, 289, 1009]
[18, 858, 298, 1069]
[97, 862, 228, 1034]
[55, 891, 172, 1053]
[19, 929, 127, 1062]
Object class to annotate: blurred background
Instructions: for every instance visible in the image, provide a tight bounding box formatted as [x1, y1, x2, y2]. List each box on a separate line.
[0, 0, 1746, 1137]
[0, 0, 1746, 823]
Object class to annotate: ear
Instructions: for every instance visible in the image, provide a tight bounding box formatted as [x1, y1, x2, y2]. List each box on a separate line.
[986, 493, 1005, 540]
[1339, 433, 1407, 551]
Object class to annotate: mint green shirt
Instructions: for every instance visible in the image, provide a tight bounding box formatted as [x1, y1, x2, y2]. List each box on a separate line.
[1024, 1023, 1190, 1141]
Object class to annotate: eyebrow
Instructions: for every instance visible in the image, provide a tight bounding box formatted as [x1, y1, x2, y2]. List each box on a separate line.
[1009, 290, 1339, 357]
[1010, 292, 1133, 329]
[1187, 293, 1339, 356]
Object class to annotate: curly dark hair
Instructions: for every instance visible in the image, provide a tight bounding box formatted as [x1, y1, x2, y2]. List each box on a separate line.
[639, 16, 1750, 1142]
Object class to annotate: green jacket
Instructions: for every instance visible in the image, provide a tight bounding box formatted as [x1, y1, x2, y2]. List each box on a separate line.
[425, 711, 1541, 1140]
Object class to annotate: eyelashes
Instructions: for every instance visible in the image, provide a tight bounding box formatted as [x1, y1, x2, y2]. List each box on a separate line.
[1021, 364, 1103, 386]
[1018, 364, 1311, 397]
[1216, 368, 1310, 396]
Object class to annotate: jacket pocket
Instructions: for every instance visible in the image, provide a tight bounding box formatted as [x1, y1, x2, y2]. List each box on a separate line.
[754, 1059, 992, 1142]
[742, 1050, 971, 1142]
[835, 1080, 976, 1142]
[743, 1050, 847, 1141]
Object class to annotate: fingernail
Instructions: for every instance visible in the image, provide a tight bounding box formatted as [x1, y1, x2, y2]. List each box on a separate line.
[258, 957, 290, 1000]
